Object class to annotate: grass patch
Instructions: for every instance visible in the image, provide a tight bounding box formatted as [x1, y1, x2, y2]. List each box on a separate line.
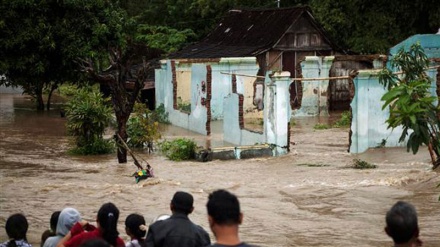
[333, 111, 351, 128]
[297, 163, 330, 167]
[313, 123, 330, 130]
[350, 159, 377, 169]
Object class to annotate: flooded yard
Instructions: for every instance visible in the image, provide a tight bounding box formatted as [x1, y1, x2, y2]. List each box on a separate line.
[0, 94, 439, 247]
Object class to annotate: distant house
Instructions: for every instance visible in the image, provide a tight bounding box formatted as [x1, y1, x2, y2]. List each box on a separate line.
[170, 6, 344, 77]
[168, 6, 345, 110]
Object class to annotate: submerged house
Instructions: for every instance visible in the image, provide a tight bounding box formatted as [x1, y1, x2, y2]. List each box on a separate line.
[156, 6, 345, 137]
[169, 6, 344, 110]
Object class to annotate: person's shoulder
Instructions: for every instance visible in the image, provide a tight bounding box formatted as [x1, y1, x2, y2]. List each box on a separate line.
[16, 240, 32, 247]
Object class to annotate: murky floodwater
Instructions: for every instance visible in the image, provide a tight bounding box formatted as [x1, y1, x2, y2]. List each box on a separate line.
[0, 94, 439, 247]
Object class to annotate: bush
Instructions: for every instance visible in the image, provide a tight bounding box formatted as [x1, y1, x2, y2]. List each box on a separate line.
[351, 159, 377, 169]
[153, 103, 170, 124]
[65, 86, 114, 155]
[333, 111, 351, 128]
[127, 103, 161, 148]
[159, 138, 196, 161]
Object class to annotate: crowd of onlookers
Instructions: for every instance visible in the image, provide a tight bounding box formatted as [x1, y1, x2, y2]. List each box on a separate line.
[1, 189, 423, 247]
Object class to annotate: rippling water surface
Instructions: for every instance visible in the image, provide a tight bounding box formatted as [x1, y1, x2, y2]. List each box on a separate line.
[0, 94, 439, 247]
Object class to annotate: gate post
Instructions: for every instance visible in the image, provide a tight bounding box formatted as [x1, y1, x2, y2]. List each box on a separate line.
[264, 71, 291, 156]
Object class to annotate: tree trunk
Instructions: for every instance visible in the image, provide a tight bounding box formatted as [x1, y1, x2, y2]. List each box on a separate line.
[36, 87, 45, 111]
[116, 116, 128, 163]
[46, 84, 58, 111]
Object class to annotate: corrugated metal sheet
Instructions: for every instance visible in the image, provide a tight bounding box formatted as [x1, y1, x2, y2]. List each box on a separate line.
[170, 6, 338, 59]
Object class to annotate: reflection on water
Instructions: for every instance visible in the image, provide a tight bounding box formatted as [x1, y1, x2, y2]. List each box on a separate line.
[0, 94, 439, 247]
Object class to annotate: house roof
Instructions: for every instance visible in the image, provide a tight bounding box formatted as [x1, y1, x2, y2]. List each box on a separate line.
[169, 6, 340, 59]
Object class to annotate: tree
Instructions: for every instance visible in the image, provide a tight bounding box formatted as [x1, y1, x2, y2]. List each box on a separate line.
[79, 42, 161, 163]
[379, 43, 440, 169]
[65, 86, 114, 155]
[0, 0, 125, 110]
[309, 0, 440, 54]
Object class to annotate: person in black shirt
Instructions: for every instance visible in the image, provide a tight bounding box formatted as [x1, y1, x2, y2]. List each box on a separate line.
[146, 191, 210, 247]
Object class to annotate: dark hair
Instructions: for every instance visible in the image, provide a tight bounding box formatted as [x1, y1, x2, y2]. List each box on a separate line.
[125, 214, 147, 247]
[171, 191, 194, 214]
[41, 211, 61, 247]
[5, 214, 28, 247]
[207, 189, 240, 225]
[386, 201, 419, 244]
[97, 202, 120, 247]
[50, 211, 61, 231]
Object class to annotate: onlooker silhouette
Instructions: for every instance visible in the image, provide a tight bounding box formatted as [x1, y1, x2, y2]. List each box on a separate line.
[41, 211, 61, 247]
[146, 191, 211, 247]
[385, 201, 422, 247]
[57, 202, 125, 247]
[0, 213, 32, 247]
[125, 213, 147, 247]
[44, 208, 81, 247]
[206, 189, 257, 247]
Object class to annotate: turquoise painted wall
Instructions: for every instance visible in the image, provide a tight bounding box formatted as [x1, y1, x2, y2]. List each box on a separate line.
[350, 34, 439, 153]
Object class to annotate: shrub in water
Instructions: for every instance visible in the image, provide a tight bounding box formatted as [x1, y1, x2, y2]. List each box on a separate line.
[159, 138, 196, 161]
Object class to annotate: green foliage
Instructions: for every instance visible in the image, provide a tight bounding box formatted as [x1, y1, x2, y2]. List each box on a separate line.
[127, 103, 162, 148]
[178, 102, 191, 113]
[65, 86, 114, 154]
[58, 84, 79, 97]
[350, 159, 377, 169]
[313, 123, 330, 130]
[136, 25, 196, 54]
[154, 104, 170, 124]
[309, 0, 440, 54]
[332, 111, 352, 128]
[159, 138, 197, 161]
[0, 0, 128, 110]
[68, 138, 114, 155]
[379, 43, 440, 165]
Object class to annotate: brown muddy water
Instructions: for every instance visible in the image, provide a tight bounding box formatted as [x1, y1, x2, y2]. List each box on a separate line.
[0, 94, 439, 247]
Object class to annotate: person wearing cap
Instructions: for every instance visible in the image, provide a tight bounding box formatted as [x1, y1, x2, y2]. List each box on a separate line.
[206, 189, 257, 247]
[145, 191, 211, 247]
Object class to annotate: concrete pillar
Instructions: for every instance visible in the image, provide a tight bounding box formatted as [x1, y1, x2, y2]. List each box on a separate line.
[264, 71, 291, 156]
[319, 56, 334, 116]
[350, 70, 370, 153]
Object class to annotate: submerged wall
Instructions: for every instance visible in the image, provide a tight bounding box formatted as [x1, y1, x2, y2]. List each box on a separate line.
[350, 34, 440, 153]
[155, 57, 259, 135]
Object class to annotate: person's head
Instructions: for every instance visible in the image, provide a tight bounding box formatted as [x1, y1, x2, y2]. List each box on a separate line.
[56, 208, 81, 236]
[206, 189, 242, 226]
[41, 210, 61, 247]
[125, 213, 147, 240]
[97, 202, 120, 247]
[385, 201, 419, 245]
[49, 211, 61, 232]
[170, 191, 194, 215]
[5, 213, 29, 241]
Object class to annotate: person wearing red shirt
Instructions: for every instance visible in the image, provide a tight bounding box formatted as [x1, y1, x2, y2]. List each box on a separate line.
[57, 202, 125, 247]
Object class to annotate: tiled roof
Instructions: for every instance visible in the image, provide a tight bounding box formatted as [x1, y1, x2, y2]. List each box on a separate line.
[169, 6, 320, 59]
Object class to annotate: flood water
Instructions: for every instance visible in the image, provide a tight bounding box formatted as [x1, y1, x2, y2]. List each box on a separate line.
[0, 94, 439, 247]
